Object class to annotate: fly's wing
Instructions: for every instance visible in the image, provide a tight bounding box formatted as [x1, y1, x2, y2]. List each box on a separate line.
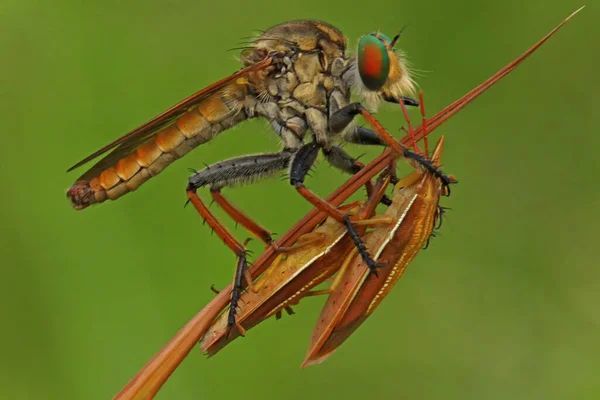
[67, 56, 274, 182]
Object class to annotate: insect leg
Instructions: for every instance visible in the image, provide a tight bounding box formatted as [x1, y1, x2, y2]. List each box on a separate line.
[342, 126, 386, 146]
[187, 151, 293, 330]
[185, 190, 251, 334]
[189, 151, 293, 245]
[210, 189, 274, 246]
[289, 142, 382, 274]
[331, 102, 455, 188]
[328, 99, 415, 135]
[381, 94, 420, 107]
[322, 144, 393, 206]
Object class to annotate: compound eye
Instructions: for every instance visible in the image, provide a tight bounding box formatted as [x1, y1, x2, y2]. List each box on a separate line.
[358, 34, 390, 91]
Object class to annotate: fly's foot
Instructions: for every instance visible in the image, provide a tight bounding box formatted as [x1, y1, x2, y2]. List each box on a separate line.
[366, 258, 387, 278]
[225, 317, 247, 339]
[226, 246, 252, 338]
[442, 177, 458, 197]
[435, 206, 451, 230]
[343, 215, 385, 277]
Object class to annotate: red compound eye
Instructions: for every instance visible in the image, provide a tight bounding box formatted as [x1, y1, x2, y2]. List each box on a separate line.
[358, 35, 390, 90]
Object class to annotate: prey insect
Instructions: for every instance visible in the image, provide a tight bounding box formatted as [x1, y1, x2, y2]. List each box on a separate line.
[303, 103, 450, 366]
[111, 11, 581, 398]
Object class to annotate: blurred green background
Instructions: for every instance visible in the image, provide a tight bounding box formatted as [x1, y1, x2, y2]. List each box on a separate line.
[2, 0, 598, 399]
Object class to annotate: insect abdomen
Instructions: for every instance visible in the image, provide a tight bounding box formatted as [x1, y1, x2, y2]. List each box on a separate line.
[68, 92, 247, 210]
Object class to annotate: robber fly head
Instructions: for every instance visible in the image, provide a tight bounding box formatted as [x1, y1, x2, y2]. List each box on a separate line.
[354, 29, 416, 105]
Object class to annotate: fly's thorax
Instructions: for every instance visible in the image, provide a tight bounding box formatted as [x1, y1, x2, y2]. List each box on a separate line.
[239, 21, 354, 150]
[241, 20, 346, 66]
[244, 53, 352, 150]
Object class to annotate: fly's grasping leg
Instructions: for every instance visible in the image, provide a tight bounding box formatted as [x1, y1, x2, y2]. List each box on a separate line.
[329, 102, 455, 188]
[289, 142, 383, 274]
[189, 151, 293, 245]
[187, 151, 293, 331]
[185, 189, 251, 335]
[210, 190, 274, 247]
[322, 144, 393, 206]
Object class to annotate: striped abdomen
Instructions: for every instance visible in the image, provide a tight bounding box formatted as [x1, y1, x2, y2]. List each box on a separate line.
[68, 87, 249, 210]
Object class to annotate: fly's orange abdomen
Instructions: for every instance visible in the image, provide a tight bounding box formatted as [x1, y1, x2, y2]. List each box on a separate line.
[67, 85, 248, 210]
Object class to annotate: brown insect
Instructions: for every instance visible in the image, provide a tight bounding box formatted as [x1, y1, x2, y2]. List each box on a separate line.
[67, 21, 417, 210]
[304, 114, 449, 366]
[112, 11, 580, 399]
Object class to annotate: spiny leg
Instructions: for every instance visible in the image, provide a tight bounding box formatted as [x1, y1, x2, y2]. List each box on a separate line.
[290, 142, 391, 275]
[396, 99, 458, 192]
[187, 151, 293, 331]
[229, 248, 249, 337]
[345, 170, 395, 275]
[322, 144, 393, 206]
[185, 189, 251, 335]
[328, 102, 455, 187]
[210, 189, 275, 247]
[188, 151, 293, 247]
[328, 97, 418, 135]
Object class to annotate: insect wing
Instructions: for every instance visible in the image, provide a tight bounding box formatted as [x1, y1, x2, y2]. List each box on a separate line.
[67, 56, 274, 180]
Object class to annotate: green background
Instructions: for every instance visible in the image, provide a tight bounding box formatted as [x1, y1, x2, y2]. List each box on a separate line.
[2, 1, 598, 399]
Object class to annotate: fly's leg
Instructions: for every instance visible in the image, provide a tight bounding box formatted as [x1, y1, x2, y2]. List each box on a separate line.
[210, 189, 276, 248]
[344, 170, 396, 276]
[229, 249, 249, 337]
[330, 102, 456, 189]
[185, 190, 251, 336]
[289, 142, 384, 275]
[322, 144, 393, 206]
[188, 150, 293, 246]
[187, 151, 293, 332]
[304, 107, 390, 203]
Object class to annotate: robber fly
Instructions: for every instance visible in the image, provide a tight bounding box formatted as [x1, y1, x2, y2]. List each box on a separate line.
[67, 21, 417, 211]
[67, 20, 435, 329]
